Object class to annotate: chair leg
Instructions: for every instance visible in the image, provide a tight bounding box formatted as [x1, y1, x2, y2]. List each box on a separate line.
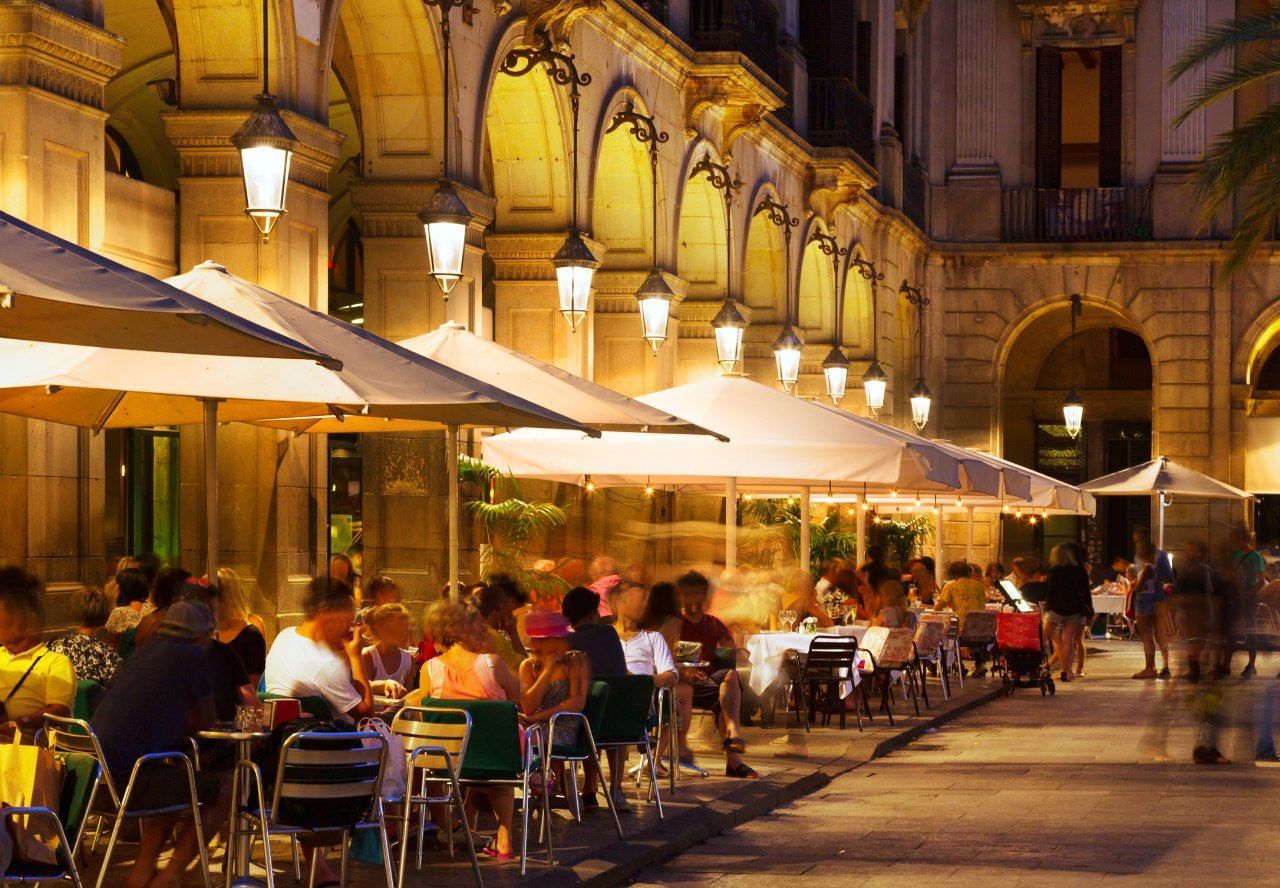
[183, 766, 212, 888]
[71, 782, 99, 861]
[397, 790, 412, 888]
[643, 737, 665, 820]
[852, 680, 864, 732]
[376, 807, 395, 888]
[291, 837, 301, 881]
[519, 771, 532, 877]
[92, 811, 126, 888]
[257, 817, 274, 888]
[449, 772, 484, 888]
[308, 848, 320, 887]
[566, 762, 581, 822]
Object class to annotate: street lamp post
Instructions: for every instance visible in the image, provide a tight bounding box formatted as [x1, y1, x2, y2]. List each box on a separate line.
[689, 155, 744, 373]
[232, 0, 297, 243]
[850, 256, 886, 414]
[501, 32, 596, 330]
[606, 100, 672, 353]
[810, 229, 849, 404]
[1063, 293, 1084, 438]
[753, 194, 801, 393]
[419, 0, 474, 299]
[900, 280, 932, 430]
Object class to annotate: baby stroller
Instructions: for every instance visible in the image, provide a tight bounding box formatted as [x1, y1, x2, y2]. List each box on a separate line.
[995, 611, 1055, 696]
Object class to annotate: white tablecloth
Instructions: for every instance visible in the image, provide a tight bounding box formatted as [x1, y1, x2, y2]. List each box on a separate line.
[744, 627, 867, 696]
[1091, 594, 1127, 615]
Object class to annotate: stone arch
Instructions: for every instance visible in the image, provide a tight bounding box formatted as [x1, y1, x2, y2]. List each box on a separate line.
[103, 0, 180, 188]
[742, 182, 785, 318]
[478, 26, 572, 233]
[169, 0, 297, 107]
[1234, 302, 1280, 387]
[841, 242, 874, 355]
[326, 0, 444, 178]
[796, 218, 835, 338]
[675, 140, 727, 298]
[589, 87, 657, 270]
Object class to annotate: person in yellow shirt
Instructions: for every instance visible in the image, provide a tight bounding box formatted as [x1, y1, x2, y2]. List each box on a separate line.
[0, 567, 74, 737]
[937, 561, 987, 623]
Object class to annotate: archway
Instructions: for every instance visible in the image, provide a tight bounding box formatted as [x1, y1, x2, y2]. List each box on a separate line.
[103, 0, 178, 188]
[675, 157, 726, 297]
[1000, 300, 1153, 565]
[842, 250, 873, 355]
[742, 207, 784, 318]
[590, 105, 654, 270]
[797, 235, 834, 338]
[482, 63, 570, 232]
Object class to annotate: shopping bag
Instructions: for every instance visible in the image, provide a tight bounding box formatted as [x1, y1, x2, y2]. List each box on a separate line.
[357, 717, 406, 803]
[0, 735, 65, 865]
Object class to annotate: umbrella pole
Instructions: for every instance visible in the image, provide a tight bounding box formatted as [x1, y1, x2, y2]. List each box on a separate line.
[447, 424, 460, 600]
[933, 509, 944, 578]
[856, 504, 866, 567]
[203, 399, 219, 584]
[725, 477, 738, 571]
[1157, 492, 1169, 551]
[799, 487, 811, 574]
[965, 506, 975, 564]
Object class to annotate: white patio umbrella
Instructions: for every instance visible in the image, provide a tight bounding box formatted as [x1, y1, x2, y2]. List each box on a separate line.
[252, 320, 723, 590]
[165, 263, 601, 593]
[0, 211, 336, 365]
[0, 261, 592, 584]
[1080, 456, 1253, 549]
[483, 375, 968, 569]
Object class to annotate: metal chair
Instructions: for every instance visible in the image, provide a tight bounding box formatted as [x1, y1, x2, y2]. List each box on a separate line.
[593, 674, 665, 819]
[538, 680, 624, 838]
[0, 751, 99, 887]
[798, 635, 868, 731]
[958, 610, 999, 677]
[389, 706, 483, 888]
[857, 627, 922, 726]
[42, 715, 211, 888]
[913, 618, 948, 704]
[229, 729, 395, 888]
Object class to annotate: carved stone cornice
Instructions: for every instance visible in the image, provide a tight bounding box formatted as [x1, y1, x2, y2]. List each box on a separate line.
[592, 268, 688, 313]
[524, 0, 605, 42]
[349, 178, 495, 239]
[679, 62, 784, 151]
[485, 231, 607, 281]
[806, 155, 871, 219]
[1012, 0, 1139, 51]
[162, 108, 343, 192]
[0, 2, 123, 109]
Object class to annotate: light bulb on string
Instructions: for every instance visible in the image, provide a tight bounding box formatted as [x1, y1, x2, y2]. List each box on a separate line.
[585, 476, 595, 494]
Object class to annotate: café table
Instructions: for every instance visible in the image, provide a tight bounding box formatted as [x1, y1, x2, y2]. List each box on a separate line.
[1090, 592, 1130, 638]
[744, 626, 867, 697]
[197, 724, 271, 888]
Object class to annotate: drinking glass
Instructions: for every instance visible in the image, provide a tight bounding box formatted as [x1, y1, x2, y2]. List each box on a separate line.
[235, 705, 262, 732]
[781, 609, 797, 632]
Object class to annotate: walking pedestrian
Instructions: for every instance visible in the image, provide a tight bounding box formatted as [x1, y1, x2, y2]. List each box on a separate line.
[1044, 543, 1092, 682]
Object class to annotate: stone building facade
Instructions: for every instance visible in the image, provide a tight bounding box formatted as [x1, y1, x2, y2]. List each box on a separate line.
[1, 0, 1274, 620]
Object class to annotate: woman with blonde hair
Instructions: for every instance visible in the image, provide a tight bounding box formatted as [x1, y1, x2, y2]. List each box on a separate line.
[360, 602, 415, 697]
[405, 600, 521, 860]
[214, 567, 267, 685]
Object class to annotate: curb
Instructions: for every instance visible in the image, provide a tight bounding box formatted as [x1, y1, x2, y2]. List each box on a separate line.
[523, 684, 1005, 887]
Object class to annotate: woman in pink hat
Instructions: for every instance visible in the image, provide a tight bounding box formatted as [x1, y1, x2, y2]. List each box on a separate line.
[519, 610, 590, 758]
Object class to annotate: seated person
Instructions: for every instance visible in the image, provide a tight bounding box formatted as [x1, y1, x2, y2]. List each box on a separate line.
[180, 581, 259, 724]
[936, 561, 986, 622]
[872, 580, 915, 630]
[0, 568, 74, 737]
[360, 603, 416, 698]
[133, 566, 192, 648]
[676, 571, 757, 779]
[105, 567, 153, 639]
[405, 601, 521, 860]
[213, 567, 266, 687]
[777, 569, 834, 629]
[562, 586, 627, 808]
[475, 585, 526, 672]
[47, 585, 122, 685]
[89, 601, 225, 888]
[638, 581, 683, 654]
[518, 611, 589, 798]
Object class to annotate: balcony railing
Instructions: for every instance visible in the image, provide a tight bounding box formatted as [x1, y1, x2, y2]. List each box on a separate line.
[903, 161, 927, 231]
[808, 76, 876, 167]
[633, 0, 667, 23]
[691, 0, 779, 81]
[1002, 185, 1152, 242]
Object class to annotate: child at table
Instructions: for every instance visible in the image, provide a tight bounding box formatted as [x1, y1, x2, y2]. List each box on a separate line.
[360, 603, 415, 698]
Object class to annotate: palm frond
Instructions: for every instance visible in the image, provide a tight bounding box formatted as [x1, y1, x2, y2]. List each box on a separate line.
[1170, 11, 1280, 83]
[1219, 159, 1280, 276]
[1191, 102, 1280, 221]
[1177, 51, 1280, 126]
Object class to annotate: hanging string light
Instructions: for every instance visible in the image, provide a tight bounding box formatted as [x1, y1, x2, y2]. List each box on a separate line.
[754, 194, 802, 392]
[690, 156, 745, 372]
[1063, 293, 1084, 438]
[501, 33, 596, 330]
[233, 0, 297, 243]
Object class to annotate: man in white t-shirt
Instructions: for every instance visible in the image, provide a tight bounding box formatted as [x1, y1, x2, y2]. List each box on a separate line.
[265, 577, 375, 723]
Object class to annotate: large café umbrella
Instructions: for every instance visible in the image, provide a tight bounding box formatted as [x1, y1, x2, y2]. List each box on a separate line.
[484, 375, 974, 568]
[0, 260, 592, 584]
[250, 320, 721, 589]
[1080, 455, 1253, 549]
[0, 211, 336, 365]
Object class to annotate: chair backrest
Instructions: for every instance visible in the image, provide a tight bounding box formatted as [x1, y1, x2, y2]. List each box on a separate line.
[270, 730, 385, 829]
[118, 627, 138, 659]
[391, 706, 472, 775]
[412, 698, 523, 780]
[592, 674, 656, 745]
[959, 610, 998, 642]
[42, 715, 118, 806]
[913, 619, 946, 654]
[877, 628, 917, 668]
[73, 680, 103, 721]
[55, 751, 100, 843]
[803, 636, 858, 675]
[860, 626, 890, 662]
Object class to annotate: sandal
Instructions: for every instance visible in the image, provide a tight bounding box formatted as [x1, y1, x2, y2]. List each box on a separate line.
[722, 737, 746, 754]
[725, 762, 759, 779]
[482, 846, 518, 861]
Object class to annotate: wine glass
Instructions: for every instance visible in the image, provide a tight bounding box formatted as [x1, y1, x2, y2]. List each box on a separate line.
[781, 609, 797, 632]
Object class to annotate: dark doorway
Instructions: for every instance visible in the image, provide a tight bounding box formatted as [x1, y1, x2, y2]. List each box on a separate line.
[1102, 422, 1151, 563]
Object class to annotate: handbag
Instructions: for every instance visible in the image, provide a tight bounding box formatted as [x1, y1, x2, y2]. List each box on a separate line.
[357, 716, 406, 804]
[0, 733, 65, 865]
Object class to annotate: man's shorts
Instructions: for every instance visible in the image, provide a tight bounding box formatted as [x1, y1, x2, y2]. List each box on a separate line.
[689, 668, 734, 713]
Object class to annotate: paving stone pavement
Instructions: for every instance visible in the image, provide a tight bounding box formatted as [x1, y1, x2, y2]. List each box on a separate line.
[633, 641, 1280, 887]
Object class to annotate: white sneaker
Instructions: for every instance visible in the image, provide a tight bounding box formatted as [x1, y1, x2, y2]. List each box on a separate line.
[610, 788, 633, 811]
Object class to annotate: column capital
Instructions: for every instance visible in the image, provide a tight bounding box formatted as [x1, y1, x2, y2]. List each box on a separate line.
[161, 107, 342, 193]
[349, 178, 495, 240]
[0, 1, 122, 110]
[485, 231, 607, 281]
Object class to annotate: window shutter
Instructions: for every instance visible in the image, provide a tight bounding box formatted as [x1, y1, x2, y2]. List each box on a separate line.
[1098, 45, 1123, 187]
[1035, 46, 1062, 189]
[894, 52, 908, 146]
[856, 19, 873, 95]
[801, 1, 855, 78]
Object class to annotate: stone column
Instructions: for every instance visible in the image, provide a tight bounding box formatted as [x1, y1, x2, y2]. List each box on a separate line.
[1152, 0, 1206, 238]
[0, 2, 121, 602]
[349, 177, 493, 601]
[163, 108, 341, 627]
[947, 0, 1001, 241]
[592, 269, 685, 396]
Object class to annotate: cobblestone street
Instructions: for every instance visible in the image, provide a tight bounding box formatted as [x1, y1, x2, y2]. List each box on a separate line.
[636, 642, 1280, 887]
